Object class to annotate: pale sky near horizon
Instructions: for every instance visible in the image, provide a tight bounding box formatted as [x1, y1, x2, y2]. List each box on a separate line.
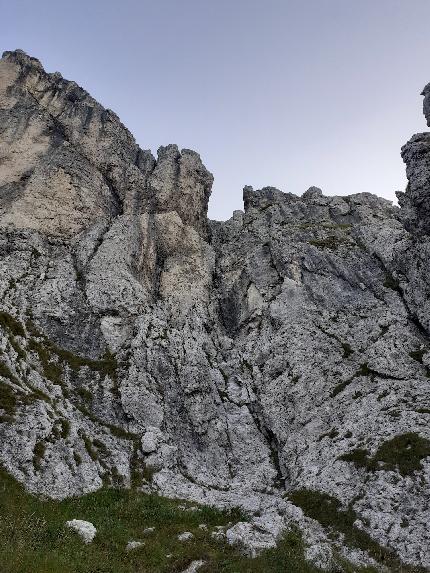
[2, 0, 430, 220]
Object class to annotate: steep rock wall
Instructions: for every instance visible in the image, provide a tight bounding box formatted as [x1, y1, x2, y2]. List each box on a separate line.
[0, 50, 430, 570]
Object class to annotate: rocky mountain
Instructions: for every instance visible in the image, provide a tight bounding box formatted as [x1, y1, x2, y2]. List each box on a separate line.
[0, 49, 429, 571]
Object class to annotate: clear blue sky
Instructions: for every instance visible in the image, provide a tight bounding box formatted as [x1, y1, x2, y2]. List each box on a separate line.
[2, 0, 430, 220]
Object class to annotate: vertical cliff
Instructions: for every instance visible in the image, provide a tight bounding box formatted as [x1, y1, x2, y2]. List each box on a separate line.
[0, 50, 429, 571]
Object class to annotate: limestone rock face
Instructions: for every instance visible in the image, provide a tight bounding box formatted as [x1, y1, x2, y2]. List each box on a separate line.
[1, 50, 430, 570]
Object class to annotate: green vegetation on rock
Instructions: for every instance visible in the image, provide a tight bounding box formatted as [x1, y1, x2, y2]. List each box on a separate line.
[331, 363, 379, 398]
[0, 374, 51, 423]
[0, 468, 325, 573]
[373, 433, 430, 475]
[26, 319, 118, 385]
[289, 489, 423, 572]
[309, 235, 348, 250]
[0, 378, 19, 422]
[338, 432, 430, 476]
[0, 311, 25, 337]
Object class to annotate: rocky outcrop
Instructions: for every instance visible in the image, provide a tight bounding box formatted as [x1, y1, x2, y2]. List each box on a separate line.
[0, 50, 430, 571]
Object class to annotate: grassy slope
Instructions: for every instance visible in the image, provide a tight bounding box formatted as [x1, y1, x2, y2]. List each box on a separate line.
[0, 468, 320, 573]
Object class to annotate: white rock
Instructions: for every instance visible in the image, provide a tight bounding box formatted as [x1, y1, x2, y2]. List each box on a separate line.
[65, 519, 97, 543]
[211, 530, 225, 540]
[181, 560, 205, 573]
[177, 531, 194, 542]
[126, 540, 144, 551]
[226, 522, 276, 557]
[143, 526, 155, 535]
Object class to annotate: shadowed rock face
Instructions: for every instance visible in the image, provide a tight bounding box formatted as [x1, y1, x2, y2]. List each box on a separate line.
[0, 50, 430, 570]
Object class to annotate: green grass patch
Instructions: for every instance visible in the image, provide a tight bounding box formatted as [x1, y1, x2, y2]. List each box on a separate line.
[338, 448, 370, 468]
[51, 419, 71, 440]
[76, 387, 93, 402]
[373, 433, 430, 475]
[80, 433, 99, 462]
[27, 339, 63, 385]
[0, 468, 327, 573]
[289, 489, 423, 572]
[338, 433, 430, 476]
[8, 337, 26, 361]
[0, 379, 19, 421]
[309, 236, 348, 250]
[0, 374, 51, 422]
[0, 360, 20, 385]
[0, 311, 25, 337]
[27, 320, 118, 386]
[331, 363, 373, 398]
[33, 441, 46, 471]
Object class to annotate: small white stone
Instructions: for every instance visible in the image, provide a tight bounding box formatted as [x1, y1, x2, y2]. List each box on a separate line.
[181, 560, 205, 573]
[65, 519, 97, 543]
[177, 531, 194, 541]
[126, 540, 144, 551]
[198, 523, 207, 530]
[211, 527, 226, 540]
[143, 526, 155, 535]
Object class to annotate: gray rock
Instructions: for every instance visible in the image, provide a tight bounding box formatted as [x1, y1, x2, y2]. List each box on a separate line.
[126, 540, 144, 551]
[1, 49, 430, 570]
[180, 561, 205, 573]
[141, 429, 161, 453]
[143, 526, 155, 535]
[226, 522, 277, 558]
[65, 519, 97, 543]
[177, 532, 194, 542]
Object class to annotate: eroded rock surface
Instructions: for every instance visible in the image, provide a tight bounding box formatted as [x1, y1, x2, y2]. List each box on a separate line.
[0, 50, 430, 570]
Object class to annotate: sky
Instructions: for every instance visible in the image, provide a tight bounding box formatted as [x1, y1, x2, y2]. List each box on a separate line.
[2, 0, 430, 220]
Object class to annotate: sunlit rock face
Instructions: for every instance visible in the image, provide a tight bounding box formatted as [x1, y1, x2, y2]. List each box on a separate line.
[0, 49, 429, 570]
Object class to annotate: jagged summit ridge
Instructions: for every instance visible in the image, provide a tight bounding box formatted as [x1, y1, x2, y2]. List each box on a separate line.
[0, 49, 212, 239]
[0, 50, 430, 570]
